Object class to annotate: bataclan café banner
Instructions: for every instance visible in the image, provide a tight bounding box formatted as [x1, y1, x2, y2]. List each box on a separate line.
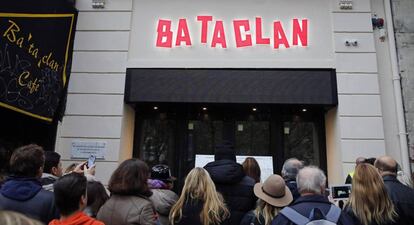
[0, 0, 77, 122]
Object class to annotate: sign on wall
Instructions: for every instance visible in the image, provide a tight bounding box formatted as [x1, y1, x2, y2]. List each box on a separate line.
[0, 0, 77, 122]
[129, 0, 333, 68]
[71, 140, 107, 159]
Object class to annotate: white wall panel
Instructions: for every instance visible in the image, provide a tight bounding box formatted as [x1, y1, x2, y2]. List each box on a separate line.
[341, 139, 386, 162]
[331, 0, 371, 12]
[340, 117, 385, 139]
[57, 138, 121, 162]
[334, 33, 375, 52]
[338, 95, 382, 116]
[60, 116, 123, 138]
[333, 13, 373, 32]
[74, 31, 130, 51]
[337, 73, 380, 94]
[76, 0, 132, 11]
[335, 53, 378, 73]
[66, 94, 124, 116]
[68, 73, 125, 94]
[77, 12, 131, 31]
[72, 52, 127, 73]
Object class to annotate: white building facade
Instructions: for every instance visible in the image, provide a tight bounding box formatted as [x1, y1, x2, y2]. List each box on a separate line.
[56, 0, 411, 184]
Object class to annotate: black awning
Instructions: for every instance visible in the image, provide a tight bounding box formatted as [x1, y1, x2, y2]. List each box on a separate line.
[125, 69, 337, 106]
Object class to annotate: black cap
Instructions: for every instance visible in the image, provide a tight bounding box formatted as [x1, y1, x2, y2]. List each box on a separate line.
[214, 142, 236, 161]
[151, 164, 175, 182]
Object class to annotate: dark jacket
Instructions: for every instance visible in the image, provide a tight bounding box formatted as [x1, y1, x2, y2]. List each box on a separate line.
[240, 210, 268, 225]
[0, 176, 59, 224]
[271, 195, 353, 225]
[173, 199, 229, 225]
[343, 206, 396, 225]
[204, 159, 256, 225]
[285, 179, 300, 202]
[382, 175, 414, 225]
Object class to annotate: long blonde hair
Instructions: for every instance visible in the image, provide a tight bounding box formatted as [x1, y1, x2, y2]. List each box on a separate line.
[254, 199, 282, 225]
[0, 211, 43, 225]
[347, 163, 398, 225]
[169, 167, 230, 225]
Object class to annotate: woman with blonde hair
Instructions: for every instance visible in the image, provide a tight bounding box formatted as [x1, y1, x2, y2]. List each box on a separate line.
[169, 167, 230, 225]
[344, 163, 398, 225]
[240, 174, 293, 225]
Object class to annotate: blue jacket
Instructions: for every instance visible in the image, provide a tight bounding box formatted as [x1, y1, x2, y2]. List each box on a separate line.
[271, 194, 353, 225]
[0, 176, 59, 224]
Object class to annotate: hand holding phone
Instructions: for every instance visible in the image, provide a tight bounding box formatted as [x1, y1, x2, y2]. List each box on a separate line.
[87, 155, 96, 168]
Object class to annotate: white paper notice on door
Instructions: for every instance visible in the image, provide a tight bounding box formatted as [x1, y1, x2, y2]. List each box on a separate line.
[195, 154, 274, 182]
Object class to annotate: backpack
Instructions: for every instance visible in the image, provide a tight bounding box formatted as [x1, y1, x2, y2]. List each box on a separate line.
[280, 205, 341, 225]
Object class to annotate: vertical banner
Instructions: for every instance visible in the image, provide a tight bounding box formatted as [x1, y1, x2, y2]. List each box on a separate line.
[0, 0, 77, 122]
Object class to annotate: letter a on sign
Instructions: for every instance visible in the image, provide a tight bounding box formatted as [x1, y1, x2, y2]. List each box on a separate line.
[175, 18, 192, 46]
[273, 21, 290, 49]
[156, 19, 173, 48]
[211, 20, 227, 48]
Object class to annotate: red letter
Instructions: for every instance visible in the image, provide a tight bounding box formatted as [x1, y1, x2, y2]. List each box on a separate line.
[156, 19, 172, 48]
[175, 19, 192, 46]
[211, 20, 227, 48]
[197, 16, 212, 44]
[293, 19, 308, 46]
[255, 17, 270, 45]
[233, 20, 252, 48]
[273, 21, 290, 49]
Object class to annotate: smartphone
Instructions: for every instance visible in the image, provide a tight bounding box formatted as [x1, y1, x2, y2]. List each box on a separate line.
[330, 184, 352, 200]
[87, 155, 96, 168]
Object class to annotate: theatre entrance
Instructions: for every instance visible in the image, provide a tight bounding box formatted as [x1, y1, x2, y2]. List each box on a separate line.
[132, 104, 327, 189]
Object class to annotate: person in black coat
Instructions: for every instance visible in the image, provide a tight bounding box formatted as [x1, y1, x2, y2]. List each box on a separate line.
[204, 143, 256, 225]
[375, 156, 414, 225]
[271, 166, 353, 225]
[0, 144, 59, 224]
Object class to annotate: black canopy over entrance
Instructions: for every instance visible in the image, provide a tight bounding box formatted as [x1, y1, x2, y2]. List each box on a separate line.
[125, 69, 337, 106]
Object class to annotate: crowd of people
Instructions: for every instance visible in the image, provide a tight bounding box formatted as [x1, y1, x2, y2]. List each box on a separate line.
[0, 143, 414, 225]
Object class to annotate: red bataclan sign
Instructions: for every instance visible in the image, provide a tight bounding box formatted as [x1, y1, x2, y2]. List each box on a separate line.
[156, 16, 308, 49]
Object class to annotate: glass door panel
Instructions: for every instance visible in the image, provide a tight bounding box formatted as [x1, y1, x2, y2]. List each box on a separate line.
[235, 121, 270, 155]
[139, 118, 176, 169]
[283, 118, 320, 166]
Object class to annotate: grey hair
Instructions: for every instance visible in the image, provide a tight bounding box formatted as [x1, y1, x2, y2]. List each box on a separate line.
[297, 166, 326, 195]
[281, 158, 304, 180]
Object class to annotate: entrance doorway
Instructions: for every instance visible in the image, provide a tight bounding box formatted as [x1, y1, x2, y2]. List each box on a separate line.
[133, 104, 326, 189]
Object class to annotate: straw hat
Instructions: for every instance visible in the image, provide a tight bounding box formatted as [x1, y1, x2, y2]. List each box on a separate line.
[253, 174, 293, 207]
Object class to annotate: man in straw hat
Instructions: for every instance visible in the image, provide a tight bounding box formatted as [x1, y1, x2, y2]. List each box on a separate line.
[240, 174, 293, 225]
[271, 166, 353, 225]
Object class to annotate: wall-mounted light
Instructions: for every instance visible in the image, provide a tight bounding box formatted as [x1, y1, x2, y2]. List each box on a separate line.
[92, 0, 105, 9]
[252, 107, 257, 112]
[202, 107, 207, 111]
[153, 106, 158, 110]
[302, 108, 307, 112]
[339, 0, 353, 10]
